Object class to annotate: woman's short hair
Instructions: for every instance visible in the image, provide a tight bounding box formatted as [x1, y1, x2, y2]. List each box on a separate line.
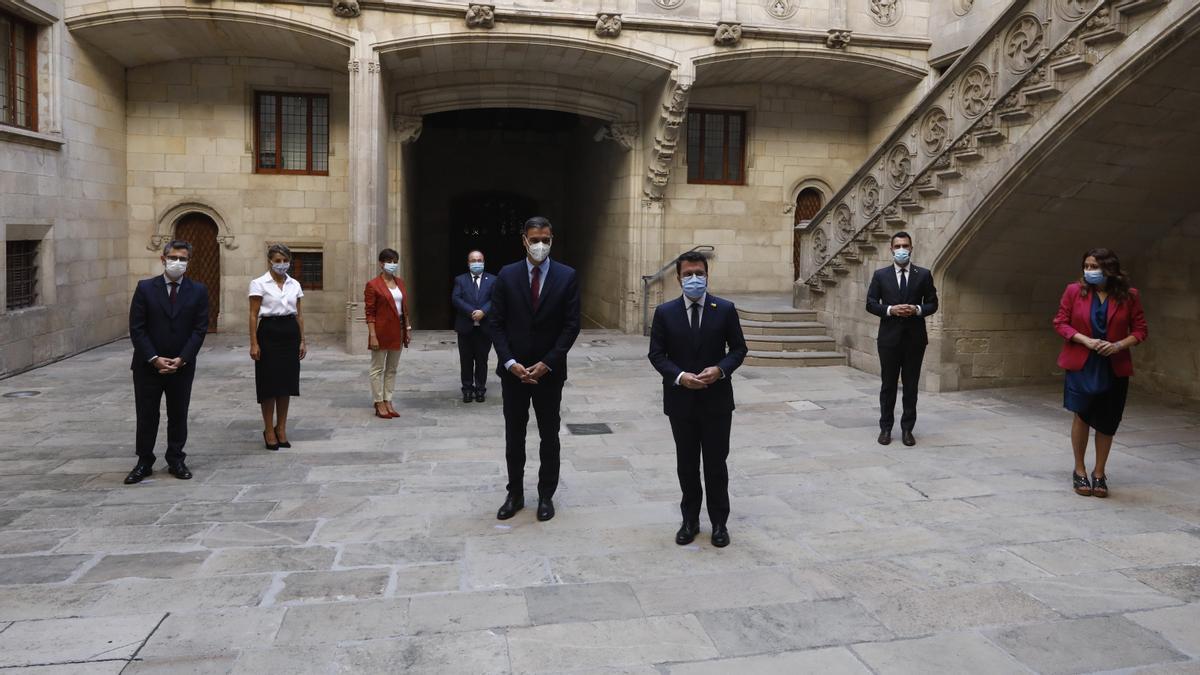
[378, 248, 399, 263]
[1080, 247, 1131, 300]
[266, 243, 293, 261]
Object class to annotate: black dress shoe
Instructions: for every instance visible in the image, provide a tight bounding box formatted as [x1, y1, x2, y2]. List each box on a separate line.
[167, 462, 192, 480]
[536, 498, 555, 522]
[877, 429, 892, 445]
[675, 521, 700, 546]
[711, 524, 730, 548]
[902, 430, 916, 447]
[463, 391, 474, 403]
[475, 391, 486, 403]
[497, 494, 524, 520]
[124, 462, 153, 485]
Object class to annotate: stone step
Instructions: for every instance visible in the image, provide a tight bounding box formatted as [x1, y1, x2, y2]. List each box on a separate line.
[740, 320, 828, 336]
[744, 350, 847, 367]
[745, 335, 837, 352]
[736, 308, 817, 322]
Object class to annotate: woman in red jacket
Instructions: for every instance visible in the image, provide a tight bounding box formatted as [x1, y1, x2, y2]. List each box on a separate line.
[364, 248, 412, 419]
[1053, 248, 1147, 498]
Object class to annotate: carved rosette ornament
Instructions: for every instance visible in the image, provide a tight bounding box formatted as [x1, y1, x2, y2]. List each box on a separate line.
[595, 13, 622, 37]
[869, 0, 901, 28]
[919, 106, 948, 156]
[466, 4, 495, 28]
[833, 204, 854, 243]
[958, 65, 994, 118]
[766, 0, 798, 20]
[1056, 0, 1093, 20]
[886, 143, 912, 189]
[812, 227, 828, 264]
[714, 23, 742, 46]
[859, 176, 880, 217]
[1005, 14, 1045, 73]
[653, 0, 684, 8]
[825, 29, 852, 49]
[332, 0, 360, 18]
[953, 0, 974, 16]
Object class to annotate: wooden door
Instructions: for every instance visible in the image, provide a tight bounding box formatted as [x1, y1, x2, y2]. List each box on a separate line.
[174, 213, 221, 332]
[793, 188, 824, 281]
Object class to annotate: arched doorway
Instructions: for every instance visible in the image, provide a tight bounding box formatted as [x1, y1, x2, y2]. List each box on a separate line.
[174, 213, 221, 332]
[793, 187, 824, 280]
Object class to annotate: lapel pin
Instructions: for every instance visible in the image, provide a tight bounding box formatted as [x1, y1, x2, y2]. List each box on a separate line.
[710, 303, 717, 308]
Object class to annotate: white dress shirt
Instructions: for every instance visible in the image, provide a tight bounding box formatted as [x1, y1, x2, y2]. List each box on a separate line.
[390, 286, 404, 318]
[887, 263, 922, 318]
[503, 259, 553, 372]
[673, 293, 726, 386]
[248, 271, 304, 317]
[149, 274, 185, 363]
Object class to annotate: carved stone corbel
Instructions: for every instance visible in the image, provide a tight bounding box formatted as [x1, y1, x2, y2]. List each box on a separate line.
[332, 0, 360, 18]
[608, 122, 638, 150]
[643, 77, 692, 200]
[714, 22, 742, 46]
[366, 61, 380, 75]
[466, 4, 495, 28]
[347, 60, 360, 73]
[216, 235, 239, 250]
[393, 114, 424, 143]
[596, 13, 622, 37]
[825, 28, 852, 49]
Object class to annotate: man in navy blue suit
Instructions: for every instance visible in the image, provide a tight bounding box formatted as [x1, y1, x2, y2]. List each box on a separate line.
[648, 252, 747, 547]
[489, 217, 581, 522]
[451, 250, 496, 403]
[125, 240, 210, 484]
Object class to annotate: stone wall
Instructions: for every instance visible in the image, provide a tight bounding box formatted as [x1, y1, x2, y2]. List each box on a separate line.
[124, 57, 350, 336]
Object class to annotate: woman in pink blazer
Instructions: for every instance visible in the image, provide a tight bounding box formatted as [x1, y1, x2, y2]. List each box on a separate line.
[1053, 248, 1148, 498]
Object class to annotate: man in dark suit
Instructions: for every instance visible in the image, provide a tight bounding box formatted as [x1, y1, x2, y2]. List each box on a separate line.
[648, 252, 748, 548]
[451, 250, 496, 403]
[126, 240, 210, 484]
[866, 231, 939, 447]
[489, 217, 581, 522]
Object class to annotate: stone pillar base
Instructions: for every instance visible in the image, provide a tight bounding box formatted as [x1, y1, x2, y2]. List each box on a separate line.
[344, 301, 369, 355]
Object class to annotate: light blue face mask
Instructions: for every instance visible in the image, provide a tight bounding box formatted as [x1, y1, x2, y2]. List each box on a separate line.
[1084, 269, 1105, 286]
[468, 262, 485, 275]
[682, 274, 707, 299]
[893, 248, 911, 265]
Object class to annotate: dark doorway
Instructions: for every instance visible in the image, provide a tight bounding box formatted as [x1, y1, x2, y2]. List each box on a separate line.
[450, 191, 539, 278]
[174, 213, 220, 332]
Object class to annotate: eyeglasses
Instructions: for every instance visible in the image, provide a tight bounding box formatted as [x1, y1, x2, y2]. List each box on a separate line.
[165, 256, 190, 262]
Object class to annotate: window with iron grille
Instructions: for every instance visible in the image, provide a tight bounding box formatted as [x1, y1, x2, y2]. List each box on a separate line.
[6, 239, 38, 310]
[292, 251, 323, 290]
[0, 10, 38, 130]
[686, 109, 746, 185]
[254, 92, 329, 175]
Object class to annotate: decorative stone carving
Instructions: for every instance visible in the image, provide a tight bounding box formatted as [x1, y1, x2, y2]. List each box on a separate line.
[392, 115, 423, 143]
[1084, 6, 1112, 31]
[825, 29, 852, 49]
[859, 176, 880, 217]
[608, 122, 638, 150]
[366, 61, 380, 75]
[332, 0, 360, 18]
[1005, 14, 1045, 73]
[919, 106, 948, 156]
[644, 78, 691, 200]
[832, 204, 854, 243]
[812, 227, 828, 263]
[466, 4, 495, 28]
[953, 0, 974, 16]
[653, 0, 684, 8]
[347, 60, 360, 73]
[886, 143, 912, 189]
[714, 23, 742, 46]
[766, 0, 798, 20]
[869, 0, 901, 27]
[1055, 0, 1093, 20]
[958, 64, 994, 118]
[595, 13, 622, 37]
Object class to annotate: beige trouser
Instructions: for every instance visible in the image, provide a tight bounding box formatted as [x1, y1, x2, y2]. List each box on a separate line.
[369, 349, 402, 403]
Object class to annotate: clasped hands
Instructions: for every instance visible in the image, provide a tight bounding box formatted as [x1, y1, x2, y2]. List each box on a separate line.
[152, 356, 184, 375]
[890, 304, 919, 317]
[680, 366, 722, 390]
[471, 310, 485, 322]
[1087, 336, 1124, 357]
[509, 361, 550, 385]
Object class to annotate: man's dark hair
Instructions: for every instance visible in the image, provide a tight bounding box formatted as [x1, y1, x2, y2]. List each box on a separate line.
[675, 251, 709, 276]
[162, 240, 193, 257]
[467, 249, 484, 260]
[378, 248, 399, 263]
[891, 231, 913, 246]
[523, 216, 553, 235]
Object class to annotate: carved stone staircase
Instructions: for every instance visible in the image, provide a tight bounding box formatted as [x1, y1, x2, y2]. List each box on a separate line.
[730, 295, 846, 367]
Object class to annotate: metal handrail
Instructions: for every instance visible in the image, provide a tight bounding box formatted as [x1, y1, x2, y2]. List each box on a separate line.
[641, 245, 715, 336]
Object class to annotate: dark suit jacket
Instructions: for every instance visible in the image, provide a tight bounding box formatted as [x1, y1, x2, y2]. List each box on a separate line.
[865, 265, 939, 347]
[648, 294, 748, 417]
[451, 271, 496, 335]
[129, 275, 210, 369]
[489, 259, 581, 383]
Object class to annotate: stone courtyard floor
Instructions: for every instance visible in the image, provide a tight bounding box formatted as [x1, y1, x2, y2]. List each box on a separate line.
[0, 331, 1198, 674]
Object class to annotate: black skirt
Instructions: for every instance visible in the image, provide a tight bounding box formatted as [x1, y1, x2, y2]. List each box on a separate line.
[256, 315, 301, 403]
[1067, 375, 1129, 436]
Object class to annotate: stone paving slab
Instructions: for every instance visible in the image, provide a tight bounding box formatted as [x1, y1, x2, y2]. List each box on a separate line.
[0, 332, 1198, 672]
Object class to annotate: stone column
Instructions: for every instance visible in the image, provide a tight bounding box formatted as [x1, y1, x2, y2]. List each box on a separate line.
[345, 49, 387, 354]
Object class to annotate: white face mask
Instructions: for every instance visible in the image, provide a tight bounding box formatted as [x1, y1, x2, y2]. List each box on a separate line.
[527, 241, 551, 263]
[164, 260, 188, 280]
[382, 262, 399, 275]
[271, 262, 291, 276]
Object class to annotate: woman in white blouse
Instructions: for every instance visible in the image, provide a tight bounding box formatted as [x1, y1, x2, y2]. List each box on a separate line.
[249, 244, 306, 450]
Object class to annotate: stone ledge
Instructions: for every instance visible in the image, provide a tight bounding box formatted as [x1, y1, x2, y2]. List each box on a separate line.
[0, 126, 66, 150]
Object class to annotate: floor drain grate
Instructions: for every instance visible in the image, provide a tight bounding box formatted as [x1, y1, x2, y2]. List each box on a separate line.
[567, 423, 612, 435]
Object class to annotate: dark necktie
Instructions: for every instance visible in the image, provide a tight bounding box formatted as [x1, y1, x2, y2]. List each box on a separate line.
[899, 268, 908, 298]
[530, 266, 541, 311]
[690, 302, 700, 332]
[169, 282, 178, 304]
[473, 275, 480, 289]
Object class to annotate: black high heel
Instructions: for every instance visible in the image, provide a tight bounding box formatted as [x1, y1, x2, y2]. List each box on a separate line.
[263, 430, 279, 451]
[274, 426, 291, 449]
